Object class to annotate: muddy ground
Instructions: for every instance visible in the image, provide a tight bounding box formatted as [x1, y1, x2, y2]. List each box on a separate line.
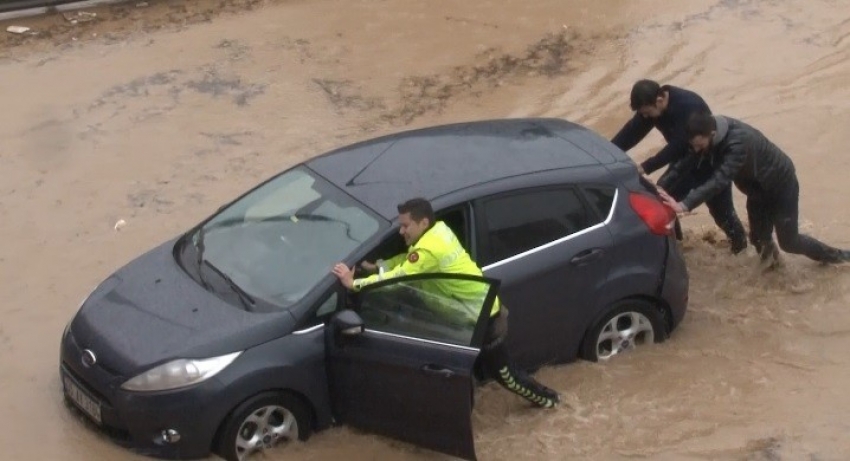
[2, 0, 849, 459]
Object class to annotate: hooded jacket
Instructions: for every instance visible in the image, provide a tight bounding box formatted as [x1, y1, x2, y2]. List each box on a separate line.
[671, 115, 797, 211]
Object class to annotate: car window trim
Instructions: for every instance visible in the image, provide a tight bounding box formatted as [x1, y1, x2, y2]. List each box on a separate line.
[292, 324, 324, 335]
[579, 183, 618, 223]
[364, 328, 481, 352]
[481, 188, 618, 271]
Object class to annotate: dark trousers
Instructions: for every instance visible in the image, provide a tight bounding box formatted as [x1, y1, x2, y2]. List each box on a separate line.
[660, 163, 747, 252]
[746, 179, 844, 263]
[479, 307, 557, 408]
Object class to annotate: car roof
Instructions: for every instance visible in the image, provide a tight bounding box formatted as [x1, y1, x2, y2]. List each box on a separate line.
[305, 117, 627, 219]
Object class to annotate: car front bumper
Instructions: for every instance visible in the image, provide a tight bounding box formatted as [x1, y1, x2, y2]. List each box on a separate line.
[60, 330, 229, 460]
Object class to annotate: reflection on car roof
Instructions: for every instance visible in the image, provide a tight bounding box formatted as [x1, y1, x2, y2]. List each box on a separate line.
[305, 118, 625, 219]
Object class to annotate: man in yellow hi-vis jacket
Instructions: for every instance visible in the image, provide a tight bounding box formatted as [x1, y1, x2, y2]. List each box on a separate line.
[332, 198, 560, 409]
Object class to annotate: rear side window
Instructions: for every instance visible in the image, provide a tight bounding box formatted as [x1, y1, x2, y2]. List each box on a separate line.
[582, 185, 616, 220]
[481, 188, 592, 264]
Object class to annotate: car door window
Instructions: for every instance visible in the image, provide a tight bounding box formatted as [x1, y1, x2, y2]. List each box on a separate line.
[581, 185, 616, 222]
[315, 292, 339, 317]
[435, 206, 472, 257]
[359, 203, 475, 268]
[480, 188, 593, 265]
[355, 274, 499, 348]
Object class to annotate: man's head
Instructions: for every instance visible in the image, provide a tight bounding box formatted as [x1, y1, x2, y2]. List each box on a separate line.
[685, 112, 717, 154]
[397, 197, 435, 246]
[630, 79, 668, 118]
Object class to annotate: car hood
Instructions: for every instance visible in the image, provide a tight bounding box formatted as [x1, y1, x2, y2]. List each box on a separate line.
[69, 238, 296, 377]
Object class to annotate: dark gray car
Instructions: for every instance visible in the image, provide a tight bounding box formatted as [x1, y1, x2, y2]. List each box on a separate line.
[59, 118, 689, 461]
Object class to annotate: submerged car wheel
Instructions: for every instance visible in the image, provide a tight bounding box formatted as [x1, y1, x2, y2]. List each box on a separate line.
[581, 299, 667, 362]
[216, 391, 313, 461]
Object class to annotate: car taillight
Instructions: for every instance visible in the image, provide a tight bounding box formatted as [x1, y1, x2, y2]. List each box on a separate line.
[629, 192, 676, 236]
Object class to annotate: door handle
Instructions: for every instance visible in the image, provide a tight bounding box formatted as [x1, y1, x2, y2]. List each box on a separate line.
[570, 248, 604, 265]
[421, 364, 455, 378]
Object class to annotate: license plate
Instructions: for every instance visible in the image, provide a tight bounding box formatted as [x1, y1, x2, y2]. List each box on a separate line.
[63, 374, 102, 425]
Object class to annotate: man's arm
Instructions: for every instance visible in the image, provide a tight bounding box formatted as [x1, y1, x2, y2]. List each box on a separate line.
[641, 137, 690, 175]
[351, 249, 439, 291]
[382, 253, 407, 270]
[360, 251, 409, 274]
[656, 150, 698, 193]
[680, 143, 747, 211]
[611, 114, 654, 152]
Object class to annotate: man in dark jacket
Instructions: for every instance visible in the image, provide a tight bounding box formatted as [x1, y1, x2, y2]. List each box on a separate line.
[611, 79, 747, 253]
[661, 112, 850, 265]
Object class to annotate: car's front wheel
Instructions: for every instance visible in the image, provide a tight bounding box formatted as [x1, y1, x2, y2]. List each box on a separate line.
[215, 391, 313, 461]
[581, 299, 667, 362]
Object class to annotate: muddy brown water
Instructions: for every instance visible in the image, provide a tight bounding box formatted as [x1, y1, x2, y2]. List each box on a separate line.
[2, 0, 850, 459]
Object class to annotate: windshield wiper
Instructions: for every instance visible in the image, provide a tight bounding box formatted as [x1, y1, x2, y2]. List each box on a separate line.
[194, 226, 212, 290]
[202, 259, 256, 311]
[193, 226, 255, 311]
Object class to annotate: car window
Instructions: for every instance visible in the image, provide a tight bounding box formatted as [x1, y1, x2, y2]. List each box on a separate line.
[356, 276, 494, 348]
[435, 206, 472, 257]
[481, 187, 592, 264]
[242, 172, 320, 221]
[361, 204, 474, 266]
[316, 292, 339, 318]
[294, 291, 339, 331]
[188, 166, 384, 310]
[582, 185, 616, 221]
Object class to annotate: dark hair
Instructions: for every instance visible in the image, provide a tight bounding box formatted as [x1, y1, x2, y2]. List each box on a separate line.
[397, 197, 435, 225]
[629, 79, 662, 110]
[685, 112, 716, 139]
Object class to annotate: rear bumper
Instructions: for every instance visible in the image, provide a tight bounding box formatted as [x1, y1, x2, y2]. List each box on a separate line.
[660, 235, 689, 331]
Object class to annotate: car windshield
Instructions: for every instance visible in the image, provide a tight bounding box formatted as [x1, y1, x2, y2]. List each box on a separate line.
[188, 166, 383, 309]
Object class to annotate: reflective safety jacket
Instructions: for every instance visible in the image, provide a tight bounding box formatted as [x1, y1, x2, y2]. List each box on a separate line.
[352, 221, 500, 318]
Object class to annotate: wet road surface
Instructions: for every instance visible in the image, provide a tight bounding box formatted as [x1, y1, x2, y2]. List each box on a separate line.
[2, 0, 850, 459]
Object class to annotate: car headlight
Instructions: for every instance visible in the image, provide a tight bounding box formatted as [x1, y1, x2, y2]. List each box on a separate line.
[121, 351, 242, 392]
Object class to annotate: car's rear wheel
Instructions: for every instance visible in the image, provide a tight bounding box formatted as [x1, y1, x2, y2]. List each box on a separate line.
[215, 391, 313, 461]
[581, 299, 667, 362]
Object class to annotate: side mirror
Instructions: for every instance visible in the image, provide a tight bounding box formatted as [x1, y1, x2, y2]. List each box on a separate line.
[331, 309, 364, 336]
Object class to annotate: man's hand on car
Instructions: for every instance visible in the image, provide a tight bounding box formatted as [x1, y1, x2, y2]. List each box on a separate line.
[360, 260, 378, 273]
[332, 263, 355, 289]
[656, 187, 688, 214]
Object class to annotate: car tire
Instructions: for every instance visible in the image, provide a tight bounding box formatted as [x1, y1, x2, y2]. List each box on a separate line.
[580, 299, 667, 362]
[215, 391, 313, 461]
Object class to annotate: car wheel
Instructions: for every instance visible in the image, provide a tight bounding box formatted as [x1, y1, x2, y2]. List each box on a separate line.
[581, 299, 667, 362]
[215, 391, 313, 461]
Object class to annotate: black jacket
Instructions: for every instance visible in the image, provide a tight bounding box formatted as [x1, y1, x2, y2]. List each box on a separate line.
[670, 115, 797, 211]
[611, 85, 711, 174]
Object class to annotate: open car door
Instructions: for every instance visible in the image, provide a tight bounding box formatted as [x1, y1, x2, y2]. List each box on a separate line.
[325, 273, 500, 461]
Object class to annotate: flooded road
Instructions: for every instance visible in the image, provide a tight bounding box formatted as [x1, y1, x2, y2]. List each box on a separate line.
[2, 0, 849, 459]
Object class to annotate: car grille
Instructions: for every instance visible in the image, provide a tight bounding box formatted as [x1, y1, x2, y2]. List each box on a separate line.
[62, 362, 114, 407]
[61, 362, 133, 444]
[63, 397, 133, 444]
